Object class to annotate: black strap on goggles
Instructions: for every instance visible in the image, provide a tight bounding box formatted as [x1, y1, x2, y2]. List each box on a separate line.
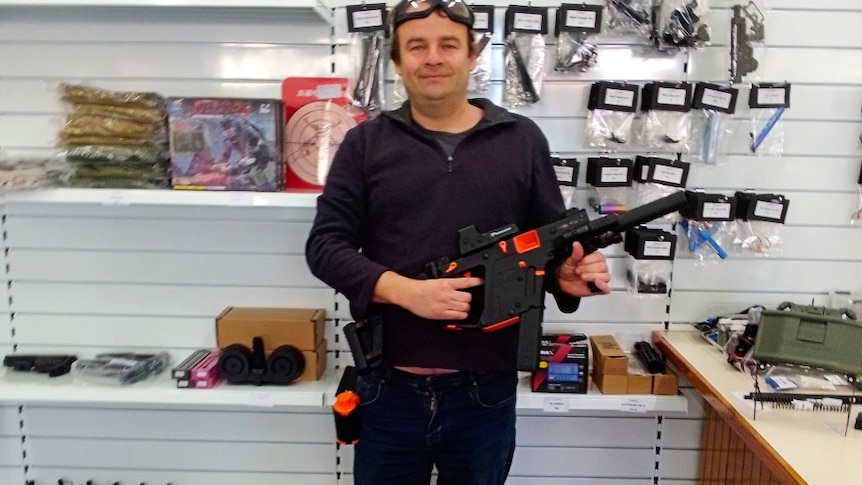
[391, 0, 475, 31]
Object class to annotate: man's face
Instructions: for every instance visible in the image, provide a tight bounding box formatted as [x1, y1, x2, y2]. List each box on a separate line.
[393, 10, 477, 105]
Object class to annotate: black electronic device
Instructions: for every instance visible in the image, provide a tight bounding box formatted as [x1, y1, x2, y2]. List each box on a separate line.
[3, 354, 78, 377]
[217, 336, 305, 385]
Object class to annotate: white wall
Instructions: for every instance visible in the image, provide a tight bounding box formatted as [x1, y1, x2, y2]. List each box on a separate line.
[0, 0, 859, 483]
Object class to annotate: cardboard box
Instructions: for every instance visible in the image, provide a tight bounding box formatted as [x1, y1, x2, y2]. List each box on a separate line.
[296, 339, 327, 382]
[593, 371, 628, 394]
[216, 307, 325, 351]
[531, 334, 589, 393]
[627, 373, 653, 394]
[592, 353, 680, 395]
[215, 307, 328, 382]
[652, 372, 679, 395]
[590, 335, 629, 375]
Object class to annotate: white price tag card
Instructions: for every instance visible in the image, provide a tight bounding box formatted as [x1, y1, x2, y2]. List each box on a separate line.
[619, 399, 648, 413]
[247, 391, 275, 407]
[543, 396, 570, 413]
[228, 192, 253, 206]
[103, 190, 130, 206]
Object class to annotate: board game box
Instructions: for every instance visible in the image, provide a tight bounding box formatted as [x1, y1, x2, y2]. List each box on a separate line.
[167, 97, 283, 191]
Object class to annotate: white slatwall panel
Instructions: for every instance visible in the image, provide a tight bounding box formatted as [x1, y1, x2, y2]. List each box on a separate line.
[21, 404, 337, 483]
[670, 0, 862, 331]
[0, 5, 338, 482]
[0, 406, 21, 473]
[0, 206, 11, 355]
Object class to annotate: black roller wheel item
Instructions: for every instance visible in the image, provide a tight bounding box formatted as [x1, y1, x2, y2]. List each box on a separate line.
[266, 345, 305, 384]
[218, 344, 252, 382]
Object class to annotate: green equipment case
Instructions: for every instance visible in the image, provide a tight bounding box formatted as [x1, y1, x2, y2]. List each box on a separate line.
[752, 302, 862, 375]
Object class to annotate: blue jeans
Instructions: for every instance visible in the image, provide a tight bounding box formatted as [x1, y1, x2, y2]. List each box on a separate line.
[353, 367, 518, 485]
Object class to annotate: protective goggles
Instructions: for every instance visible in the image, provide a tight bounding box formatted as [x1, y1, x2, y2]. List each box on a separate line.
[391, 0, 475, 32]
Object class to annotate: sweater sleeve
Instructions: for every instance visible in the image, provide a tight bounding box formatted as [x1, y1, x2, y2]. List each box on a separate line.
[305, 127, 390, 317]
[524, 120, 581, 314]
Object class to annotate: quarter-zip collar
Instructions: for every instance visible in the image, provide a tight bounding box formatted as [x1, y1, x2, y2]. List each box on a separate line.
[382, 98, 517, 134]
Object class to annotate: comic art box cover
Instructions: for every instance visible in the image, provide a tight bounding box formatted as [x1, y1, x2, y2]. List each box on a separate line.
[167, 97, 283, 191]
[282, 78, 367, 191]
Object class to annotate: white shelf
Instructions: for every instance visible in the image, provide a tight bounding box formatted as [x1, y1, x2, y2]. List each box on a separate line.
[0, 367, 339, 408]
[323, 373, 688, 413]
[0, 367, 687, 412]
[514, 377, 689, 413]
[0, 0, 335, 23]
[1, 188, 320, 208]
[0, 0, 330, 9]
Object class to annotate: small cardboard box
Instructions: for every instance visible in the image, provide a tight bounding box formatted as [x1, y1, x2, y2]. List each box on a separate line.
[216, 307, 325, 351]
[216, 307, 327, 382]
[627, 374, 654, 394]
[593, 371, 628, 394]
[589, 335, 629, 375]
[296, 339, 327, 383]
[652, 372, 679, 395]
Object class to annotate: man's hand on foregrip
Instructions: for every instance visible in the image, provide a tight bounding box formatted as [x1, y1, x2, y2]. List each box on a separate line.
[373, 271, 484, 320]
[556, 241, 611, 297]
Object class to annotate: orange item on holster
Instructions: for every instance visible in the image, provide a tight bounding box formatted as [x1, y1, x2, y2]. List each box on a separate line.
[333, 365, 360, 445]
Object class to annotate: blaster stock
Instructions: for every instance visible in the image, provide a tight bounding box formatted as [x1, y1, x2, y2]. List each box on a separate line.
[423, 190, 690, 371]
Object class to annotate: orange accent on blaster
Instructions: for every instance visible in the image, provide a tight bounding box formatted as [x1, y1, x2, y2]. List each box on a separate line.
[333, 391, 360, 416]
[444, 325, 463, 331]
[337, 438, 359, 445]
[498, 241, 508, 253]
[535, 270, 545, 276]
[513, 230, 540, 254]
[463, 271, 472, 278]
[482, 316, 521, 332]
[518, 261, 526, 268]
[445, 262, 458, 273]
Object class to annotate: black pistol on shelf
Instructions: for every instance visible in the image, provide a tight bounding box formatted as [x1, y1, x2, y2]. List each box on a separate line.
[3, 354, 78, 377]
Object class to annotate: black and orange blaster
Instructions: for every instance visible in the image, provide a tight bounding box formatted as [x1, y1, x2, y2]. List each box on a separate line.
[423, 190, 691, 371]
[332, 365, 360, 445]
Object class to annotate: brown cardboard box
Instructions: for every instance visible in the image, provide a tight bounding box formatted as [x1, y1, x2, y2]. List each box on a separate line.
[652, 372, 679, 395]
[215, 307, 327, 382]
[627, 374, 653, 394]
[297, 339, 327, 382]
[216, 307, 325, 351]
[593, 370, 627, 394]
[589, 335, 629, 375]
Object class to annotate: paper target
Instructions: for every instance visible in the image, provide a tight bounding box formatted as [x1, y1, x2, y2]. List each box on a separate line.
[284, 101, 359, 186]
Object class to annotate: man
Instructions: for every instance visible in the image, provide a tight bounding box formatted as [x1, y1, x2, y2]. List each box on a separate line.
[306, 1, 611, 484]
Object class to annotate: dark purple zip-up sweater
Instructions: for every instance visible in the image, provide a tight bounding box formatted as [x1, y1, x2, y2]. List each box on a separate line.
[305, 98, 579, 372]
